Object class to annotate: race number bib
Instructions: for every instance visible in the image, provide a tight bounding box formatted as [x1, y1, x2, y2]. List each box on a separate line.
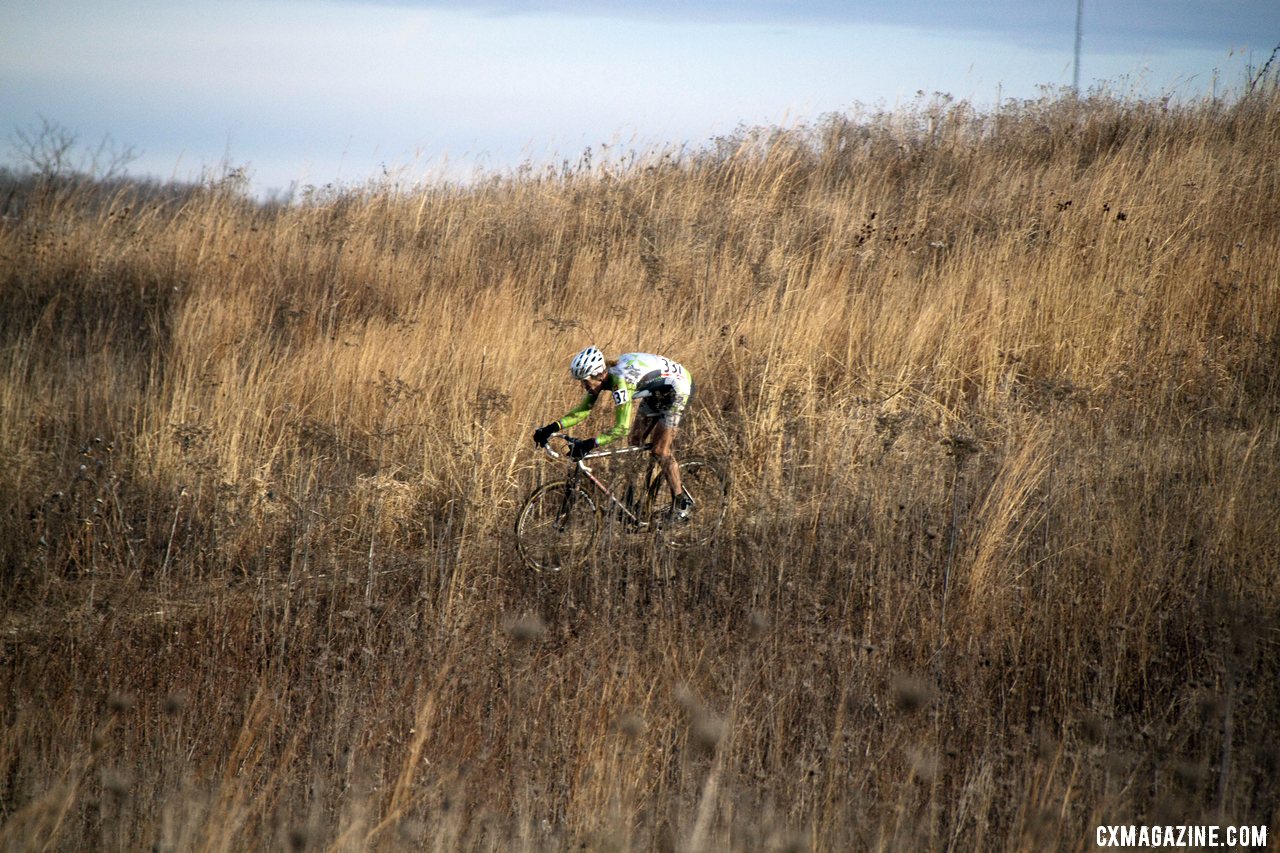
[612, 388, 629, 406]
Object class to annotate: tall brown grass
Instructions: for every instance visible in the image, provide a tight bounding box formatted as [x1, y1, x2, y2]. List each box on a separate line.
[2, 84, 1279, 850]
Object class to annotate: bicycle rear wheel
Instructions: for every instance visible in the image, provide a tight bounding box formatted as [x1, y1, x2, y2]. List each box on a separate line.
[648, 459, 729, 548]
[515, 480, 600, 571]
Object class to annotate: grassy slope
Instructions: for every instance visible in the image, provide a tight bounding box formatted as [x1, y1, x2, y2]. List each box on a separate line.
[1, 88, 1279, 850]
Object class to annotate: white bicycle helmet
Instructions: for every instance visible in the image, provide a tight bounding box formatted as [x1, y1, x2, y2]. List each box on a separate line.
[569, 346, 607, 380]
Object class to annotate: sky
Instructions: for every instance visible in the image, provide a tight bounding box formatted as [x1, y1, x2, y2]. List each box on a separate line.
[3, 1, 1277, 196]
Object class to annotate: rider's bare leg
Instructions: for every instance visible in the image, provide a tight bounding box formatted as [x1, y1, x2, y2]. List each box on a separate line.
[648, 422, 683, 500]
[628, 416, 653, 447]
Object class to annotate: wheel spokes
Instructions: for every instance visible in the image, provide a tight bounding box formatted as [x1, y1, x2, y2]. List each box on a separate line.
[517, 482, 599, 571]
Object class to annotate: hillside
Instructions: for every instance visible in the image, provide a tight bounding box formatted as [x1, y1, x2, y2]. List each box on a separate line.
[2, 86, 1278, 850]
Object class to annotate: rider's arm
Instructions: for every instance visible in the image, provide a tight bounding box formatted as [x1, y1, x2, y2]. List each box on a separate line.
[593, 376, 635, 447]
[557, 392, 599, 430]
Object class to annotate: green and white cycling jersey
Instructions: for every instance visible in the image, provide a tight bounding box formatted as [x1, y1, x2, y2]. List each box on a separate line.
[558, 352, 693, 446]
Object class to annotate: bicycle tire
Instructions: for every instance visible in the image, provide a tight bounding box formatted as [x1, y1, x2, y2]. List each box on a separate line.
[515, 480, 600, 572]
[647, 459, 729, 548]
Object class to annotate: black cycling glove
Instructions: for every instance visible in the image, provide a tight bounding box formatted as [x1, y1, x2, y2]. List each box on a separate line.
[568, 437, 597, 459]
[533, 422, 559, 447]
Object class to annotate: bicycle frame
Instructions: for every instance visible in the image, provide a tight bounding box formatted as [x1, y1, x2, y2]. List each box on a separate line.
[518, 435, 728, 570]
[543, 437, 656, 528]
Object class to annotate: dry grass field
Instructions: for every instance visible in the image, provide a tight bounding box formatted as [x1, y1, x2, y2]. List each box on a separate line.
[2, 83, 1279, 850]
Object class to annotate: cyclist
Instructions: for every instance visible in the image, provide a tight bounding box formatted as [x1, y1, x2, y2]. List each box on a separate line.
[533, 346, 696, 519]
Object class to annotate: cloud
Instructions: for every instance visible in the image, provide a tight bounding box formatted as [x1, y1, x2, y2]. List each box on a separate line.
[339, 0, 1280, 51]
[2, 0, 1267, 193]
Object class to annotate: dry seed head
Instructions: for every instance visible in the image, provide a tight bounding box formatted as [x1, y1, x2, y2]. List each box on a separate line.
[288, 827, 310, 851]
[776, 830, 809, 853]
[1252, 745, 1280, 779]
[1197, 693, 1225, 718]
[1105, 749, 1137, 775]
[106, 692, 135, 713]
[690, 711, 725, 755]
[1151, 793, 1185, 825]
[1025, 806, 1057, 840]
[1172, 759, 1208, 789]
[673, 683, 699, 712]
[163, 692, 188, 715]
[889, 674, 935, 714]
[943, 432, 980, 464]
[506, 613, 546, 645]
[616, 712, 645, 739]
[1078, 713, 1106, 745]
[398, 820, 426, 843]
[908, 747, 939, 782]
[101, 768, 132, 799]
[1034, 729, 1058, 762]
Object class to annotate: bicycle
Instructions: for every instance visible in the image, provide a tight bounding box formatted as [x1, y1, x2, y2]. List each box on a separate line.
[515, 434, 729, 572]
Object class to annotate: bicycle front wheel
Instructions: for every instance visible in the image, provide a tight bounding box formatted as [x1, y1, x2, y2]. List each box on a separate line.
[515, 480, 600, 572]
[649, 460, 730, 548]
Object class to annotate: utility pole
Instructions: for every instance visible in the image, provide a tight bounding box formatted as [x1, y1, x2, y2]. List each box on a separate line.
[1073, 0, 1084, 92]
